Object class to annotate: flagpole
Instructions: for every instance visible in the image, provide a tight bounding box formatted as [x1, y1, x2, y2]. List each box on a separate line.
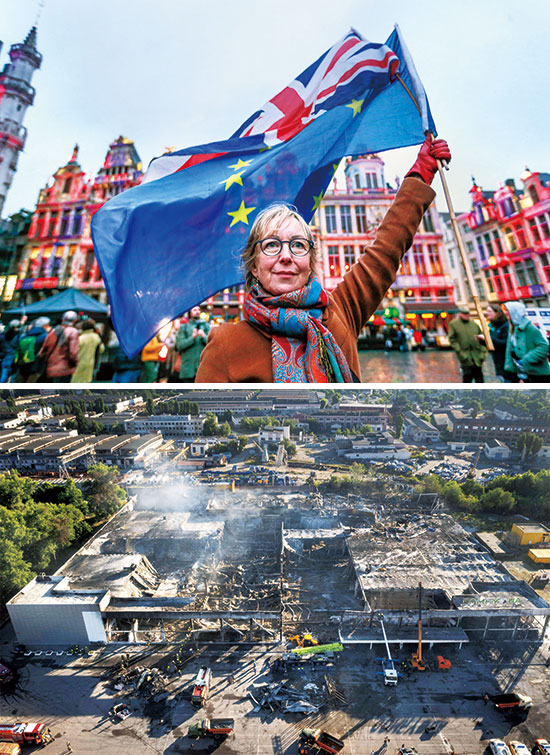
[393, 71, 494, 351]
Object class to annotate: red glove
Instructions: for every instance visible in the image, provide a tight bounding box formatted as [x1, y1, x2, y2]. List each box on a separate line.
[405, 135, 451, 185]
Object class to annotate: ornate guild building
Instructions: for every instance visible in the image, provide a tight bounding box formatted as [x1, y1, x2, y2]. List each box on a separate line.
[16, 137, 143, 303]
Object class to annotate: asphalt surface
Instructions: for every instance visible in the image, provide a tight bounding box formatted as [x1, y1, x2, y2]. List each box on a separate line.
[1, 638, 549, 754]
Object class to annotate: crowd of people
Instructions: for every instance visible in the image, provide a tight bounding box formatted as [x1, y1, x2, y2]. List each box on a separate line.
[0, 311, 105, 383]
[1, 301, 547, 384]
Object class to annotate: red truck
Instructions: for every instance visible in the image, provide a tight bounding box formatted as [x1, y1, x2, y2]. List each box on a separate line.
[190, 666, 212, 707]
[490, 693, 532, 710]
[0, 723, 53, 746]
[299, 727, 345, 753]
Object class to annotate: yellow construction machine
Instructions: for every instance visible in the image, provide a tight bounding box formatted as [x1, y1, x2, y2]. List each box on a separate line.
[288, 633, 319, 648]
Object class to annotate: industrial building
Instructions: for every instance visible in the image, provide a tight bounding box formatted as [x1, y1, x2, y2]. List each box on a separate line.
[8, 488, 550, 650]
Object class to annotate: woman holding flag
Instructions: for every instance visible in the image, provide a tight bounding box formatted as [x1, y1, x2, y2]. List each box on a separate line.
[196, 135, 451, 383]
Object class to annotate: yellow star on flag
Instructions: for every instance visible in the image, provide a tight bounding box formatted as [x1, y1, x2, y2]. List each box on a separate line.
[220, 171, 245, 191]
[346, 98, 364, 117]
[228, 158, 252, 171]
[228, 200, 256, 227]
[312, 192, 324, 211]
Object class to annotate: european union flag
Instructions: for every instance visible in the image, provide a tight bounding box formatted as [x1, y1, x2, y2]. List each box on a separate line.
[91, 25, 436, 357]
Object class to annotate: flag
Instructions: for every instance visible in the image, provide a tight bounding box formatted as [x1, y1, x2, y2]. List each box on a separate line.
[91, 25, 436, 358]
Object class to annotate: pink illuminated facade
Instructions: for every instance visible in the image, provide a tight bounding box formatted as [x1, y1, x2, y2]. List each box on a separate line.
[15, 137, 142, 303]
[459, 170, 550, 306]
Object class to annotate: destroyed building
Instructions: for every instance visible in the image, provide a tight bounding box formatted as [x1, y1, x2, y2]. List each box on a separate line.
[7, 487, 550, 650]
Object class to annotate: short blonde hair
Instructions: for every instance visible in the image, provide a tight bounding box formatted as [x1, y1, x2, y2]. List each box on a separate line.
[241, 204, 318, 291]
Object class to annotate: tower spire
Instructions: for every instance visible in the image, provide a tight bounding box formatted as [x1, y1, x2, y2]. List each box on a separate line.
[0, 23, 43, 215]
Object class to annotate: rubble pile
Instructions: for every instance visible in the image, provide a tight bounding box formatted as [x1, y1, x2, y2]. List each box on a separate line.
[248, 681, 323, 715]
[112, 664, 169, 703]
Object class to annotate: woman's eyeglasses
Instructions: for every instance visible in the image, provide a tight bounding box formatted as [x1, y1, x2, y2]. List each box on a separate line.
[257, 237, 313, 257]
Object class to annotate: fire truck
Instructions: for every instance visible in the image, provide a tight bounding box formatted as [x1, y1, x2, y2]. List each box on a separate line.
[190, 666, 212, 707]
[0, 723, 53, 746]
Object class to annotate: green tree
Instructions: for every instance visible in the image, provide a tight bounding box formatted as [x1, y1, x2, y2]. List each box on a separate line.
[81, 464, 126, 520]
[350, 462, 366, 485]
[238, 436, 248, 451]
[0, 540, 33, 605]
[517, 432, 543, 464]
[219, 421, 231, 438]
[203, 412, 219, 436]
[394, 413, 404, 438]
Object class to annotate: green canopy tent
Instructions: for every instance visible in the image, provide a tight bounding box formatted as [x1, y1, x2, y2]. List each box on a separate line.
[2, 288, 109, 320]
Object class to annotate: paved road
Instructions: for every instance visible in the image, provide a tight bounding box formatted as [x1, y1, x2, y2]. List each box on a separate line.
[358, 348, 498, 383]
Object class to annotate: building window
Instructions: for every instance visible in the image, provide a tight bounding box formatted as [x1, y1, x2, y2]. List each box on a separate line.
[504, 227, 517, 253]
[529, 218, 541, 243]
[327, 246, 341, 277]
[340, 205, 352, 233]
[59, 211, 71, 237]
[413, 245, 427, 275]
[420, 289, 431, 300]
[72, 208, 83, 236]
[62, 178, 72, 195]
[528, 184, 540, 204]
[354, 173, 361, 189]
[427, 244, 443, 275]
[492, 230, 503, 255]
[515, 263, 527, 287]
[325, 206, 336, 233]
[35, 213, 46, 238]
[503, 265, 514, 291]
[540, 253, 550, 282]
[400, 251, 412, 276]
[423, 209, 435, 233]
[355, 206, 367, 233]
[524, 258, 539, 286]
[476, 237, 486, 261]
[47, 213, 58, 237]
[343, 245, 355, 272]
[516, 225, 527, 249]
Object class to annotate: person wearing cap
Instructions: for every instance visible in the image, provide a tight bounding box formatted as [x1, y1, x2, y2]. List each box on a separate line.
[38, 310, 80, 382]
[448, 305, 486, 382]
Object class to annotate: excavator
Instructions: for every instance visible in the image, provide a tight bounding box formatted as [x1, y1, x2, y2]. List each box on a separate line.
[410, 582, 451, 672]
[288, 633, 319, 648]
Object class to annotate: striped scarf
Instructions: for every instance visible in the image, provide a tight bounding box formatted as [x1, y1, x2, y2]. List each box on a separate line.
[243, 277, 353, 383]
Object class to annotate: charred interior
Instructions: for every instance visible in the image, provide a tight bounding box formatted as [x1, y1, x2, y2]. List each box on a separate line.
[7, 485, 550, 648]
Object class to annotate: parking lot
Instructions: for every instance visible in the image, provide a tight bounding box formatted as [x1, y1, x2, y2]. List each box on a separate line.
[1, 636, 550, 754]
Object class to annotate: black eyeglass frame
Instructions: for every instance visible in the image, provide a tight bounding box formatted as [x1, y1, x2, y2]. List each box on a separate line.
[256, 236, 313, 257]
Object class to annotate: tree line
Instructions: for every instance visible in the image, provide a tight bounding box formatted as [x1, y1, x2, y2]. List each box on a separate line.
[0, 464, 126, 609]
[415, 470, 550, 518]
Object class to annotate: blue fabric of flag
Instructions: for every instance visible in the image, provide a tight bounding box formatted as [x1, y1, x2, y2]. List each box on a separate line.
[91, 26, 436, 358]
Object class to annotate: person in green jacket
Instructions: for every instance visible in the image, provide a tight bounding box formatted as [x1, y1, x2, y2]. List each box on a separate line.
[503, 301, 550, 383]
[176, 307, 210, 382]
[448, 305, 487, 382]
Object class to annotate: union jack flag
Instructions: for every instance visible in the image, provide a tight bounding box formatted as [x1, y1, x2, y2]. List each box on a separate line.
[144, 29, 399, 184]
[233, 29, 399, 144]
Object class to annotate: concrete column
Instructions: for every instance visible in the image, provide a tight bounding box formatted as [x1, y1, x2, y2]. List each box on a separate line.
[132, 618, 139, 643]
[249, 618, 253, 642]
[482, 616, 490, 640]
[160, 620, 165, 643]
[511, 615, 520, 640]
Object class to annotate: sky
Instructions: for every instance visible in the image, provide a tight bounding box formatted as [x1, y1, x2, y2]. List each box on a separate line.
[2, 0, 550, 218]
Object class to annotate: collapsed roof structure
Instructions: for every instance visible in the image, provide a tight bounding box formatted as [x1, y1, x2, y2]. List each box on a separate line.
[8, 487, 550, 649]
